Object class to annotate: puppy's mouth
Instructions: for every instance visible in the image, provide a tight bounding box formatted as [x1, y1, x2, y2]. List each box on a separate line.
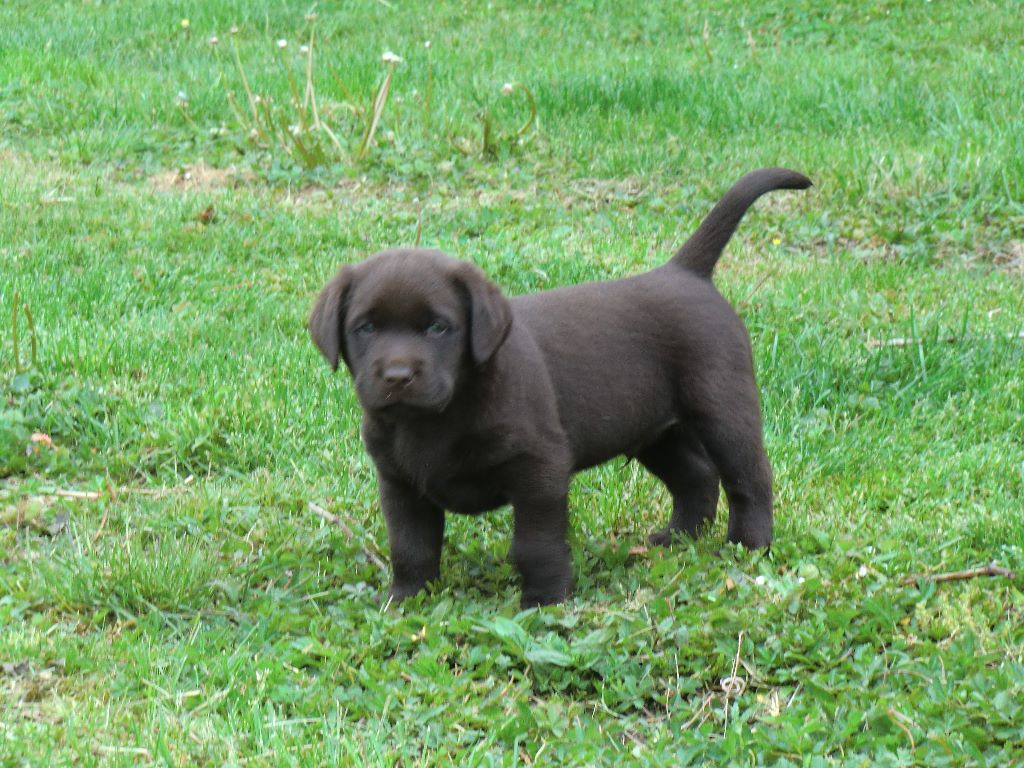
[382, 390, 450, 412]
[357, 378, 453, 416]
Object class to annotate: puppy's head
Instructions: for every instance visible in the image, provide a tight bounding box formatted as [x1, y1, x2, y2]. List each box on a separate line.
[309, 249, 512, 415]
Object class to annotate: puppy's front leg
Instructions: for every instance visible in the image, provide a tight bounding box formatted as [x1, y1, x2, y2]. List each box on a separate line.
[510, 491, 573, 607]
[378, 475, 445, 602]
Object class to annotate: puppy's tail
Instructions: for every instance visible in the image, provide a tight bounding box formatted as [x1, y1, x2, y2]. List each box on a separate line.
[671, 167, 812, 278]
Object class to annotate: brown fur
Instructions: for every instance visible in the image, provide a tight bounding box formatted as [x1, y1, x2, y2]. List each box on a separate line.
[310, 167, 812, 606]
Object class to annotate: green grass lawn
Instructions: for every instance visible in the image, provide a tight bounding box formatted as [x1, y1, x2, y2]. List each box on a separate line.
[2, 0, 1023, 764]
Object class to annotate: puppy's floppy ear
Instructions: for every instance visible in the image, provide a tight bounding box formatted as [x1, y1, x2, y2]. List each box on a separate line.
[453, 261, 513, 364]
[308, 265, 354, 370]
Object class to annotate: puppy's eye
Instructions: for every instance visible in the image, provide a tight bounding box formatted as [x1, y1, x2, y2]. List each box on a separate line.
[354, 321, 376, 335]
[425, 319, 450, 337]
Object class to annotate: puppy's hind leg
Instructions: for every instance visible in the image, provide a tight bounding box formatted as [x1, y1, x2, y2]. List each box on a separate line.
[637, 425, 721, 546]
[685, 374, 773, 550]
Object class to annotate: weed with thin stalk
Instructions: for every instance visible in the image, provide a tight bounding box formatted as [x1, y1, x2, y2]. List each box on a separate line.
[211, 16, 415, 169]
[451, 81, 538, 158]
[8, 290, 38, 375]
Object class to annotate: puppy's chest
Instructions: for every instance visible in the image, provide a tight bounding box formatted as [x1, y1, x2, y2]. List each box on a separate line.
[366, 424, 508, 514]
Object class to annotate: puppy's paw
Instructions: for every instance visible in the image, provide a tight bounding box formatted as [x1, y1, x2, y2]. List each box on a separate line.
[520, 587, 571, 609]
[647, 527, 689, 547]
[520, 575, 574, 608]
[388, 580, 429, 603]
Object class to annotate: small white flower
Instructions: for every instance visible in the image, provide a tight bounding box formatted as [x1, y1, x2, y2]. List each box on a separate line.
[300, 44, 309, 54]
[755, 575, 767, 586]
[381, 50, 403, 65]
[501, 82, 514, 95]
[175, 90, 189, 106]
[857, 564, 869, 579]
[180, 18, 190, 30]
[208, 35, 219, 46]
[424, 40, 432, 49]
[277, 39, 288, 49]
[230, 25, 239, 35]
[797, 576, 806, 585]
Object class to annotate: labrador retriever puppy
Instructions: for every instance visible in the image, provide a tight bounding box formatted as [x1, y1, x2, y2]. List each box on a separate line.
[310, 167, 811, 606]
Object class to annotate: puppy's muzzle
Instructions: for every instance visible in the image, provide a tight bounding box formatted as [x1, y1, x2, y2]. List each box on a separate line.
[381, 363, 416, 387]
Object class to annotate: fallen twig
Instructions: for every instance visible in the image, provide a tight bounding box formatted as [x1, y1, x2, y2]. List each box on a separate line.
[309, 502, 389, 575]
[680, 693, 715, 731]
[887, 708, 917, 751]
[902, 561, 1017, 585]
[35, 477, 194, 503]
[868, 330, 1024, 349]
[91, 504, 109, 543]
[90, 479, 116, 543]
[721, 630, 746, 736]
[53, 489, 102, 500]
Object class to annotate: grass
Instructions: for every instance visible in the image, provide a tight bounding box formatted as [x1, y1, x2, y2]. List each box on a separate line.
[2, 0, 1023, 764]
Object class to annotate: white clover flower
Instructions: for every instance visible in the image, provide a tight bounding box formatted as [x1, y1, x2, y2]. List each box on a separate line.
[230, 25, 239, 35]
[208, 35, 219, 46]
[277, 39, 288, 49]
[857, 564, 869, 579]
[424, 40, 431, 49]
[175, 90, 189, 106]
[754, 575, 767, 586]
[381, 50, 403, 65]
[501, 82, 514, 95]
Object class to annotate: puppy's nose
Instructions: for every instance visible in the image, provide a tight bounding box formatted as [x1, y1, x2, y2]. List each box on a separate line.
[381, 364, 415, 386]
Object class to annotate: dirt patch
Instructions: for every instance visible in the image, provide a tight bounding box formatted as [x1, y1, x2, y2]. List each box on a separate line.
[561, 177, 646, 210]
[149, 162, 255, 192]
[991, 240, 1024, 272]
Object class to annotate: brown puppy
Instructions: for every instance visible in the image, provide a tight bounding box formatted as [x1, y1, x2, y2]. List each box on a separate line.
[310, 168, 811, 606]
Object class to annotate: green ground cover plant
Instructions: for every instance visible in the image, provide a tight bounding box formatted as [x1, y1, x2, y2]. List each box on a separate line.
[1, 1, 1022, 765]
